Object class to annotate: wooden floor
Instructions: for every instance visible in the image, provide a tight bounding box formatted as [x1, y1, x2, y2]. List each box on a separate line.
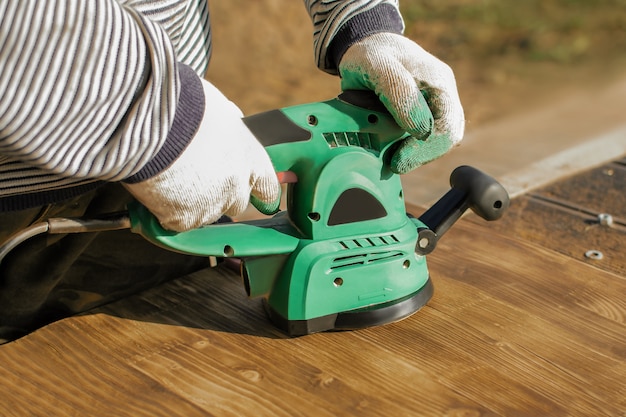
[1, 161, 625, 416]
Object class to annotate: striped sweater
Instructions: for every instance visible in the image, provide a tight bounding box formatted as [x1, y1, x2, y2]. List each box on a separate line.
[0, 0, 403, 211]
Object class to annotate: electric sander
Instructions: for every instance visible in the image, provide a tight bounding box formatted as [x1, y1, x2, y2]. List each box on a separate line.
[0, 91, 510, 336]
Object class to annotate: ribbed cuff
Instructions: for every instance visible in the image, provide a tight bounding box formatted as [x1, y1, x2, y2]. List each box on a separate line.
[124, 63, 205, 184]
[327, 3, 404, 71]
[0, 181, 104, 212]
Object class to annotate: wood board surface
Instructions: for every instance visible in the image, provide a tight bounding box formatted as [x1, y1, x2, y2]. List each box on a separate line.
[1, 163, 625, 417]
[483, 157, 626, 277]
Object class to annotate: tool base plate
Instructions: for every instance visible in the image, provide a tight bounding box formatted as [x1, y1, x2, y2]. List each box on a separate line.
[265, 278, 434, 336]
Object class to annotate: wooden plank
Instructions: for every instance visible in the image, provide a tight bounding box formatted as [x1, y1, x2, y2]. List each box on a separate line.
[1, 214, 624, 416]
[534, 161, 626, 218]
[477, 160, 626, 276]
[0, 272, 494, 417]
[409, 209, 626, 415]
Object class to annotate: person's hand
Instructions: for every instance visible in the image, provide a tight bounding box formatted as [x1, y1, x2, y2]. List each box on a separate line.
[339, 32, 465, 174]
[124, 79, 280, 232]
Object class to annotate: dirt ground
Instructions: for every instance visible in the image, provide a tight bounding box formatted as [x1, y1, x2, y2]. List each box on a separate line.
[206, 1, 626, 132]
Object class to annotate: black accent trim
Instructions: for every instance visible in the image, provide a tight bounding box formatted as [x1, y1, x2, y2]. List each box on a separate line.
[243, 110, 311, 147]
[265, 304, 339, 337]
[338, 90, 390, 114]
[328, 188, 387, 226]
[266, 278, 433, 336]
[335, 278, 434, 330]
[415, 228, 437, 255]
[327, 3, 404, 71]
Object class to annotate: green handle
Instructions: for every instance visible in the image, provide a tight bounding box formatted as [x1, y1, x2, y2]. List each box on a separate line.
[129, 202, 300, 257]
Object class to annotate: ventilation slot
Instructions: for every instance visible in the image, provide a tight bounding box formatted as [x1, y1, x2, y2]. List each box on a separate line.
[324, 132, 373, 149]
[338, 234, 398, 250]
[331, 254, 368, 269]
[330, 251, 404, 270]
[331, 234, 403, 270]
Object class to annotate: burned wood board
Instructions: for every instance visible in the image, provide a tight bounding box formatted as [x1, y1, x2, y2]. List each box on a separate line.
[477, 157, 626, 276]
[0, 214, 624, 416]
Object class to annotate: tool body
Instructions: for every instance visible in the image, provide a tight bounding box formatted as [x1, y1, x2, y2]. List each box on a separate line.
[130, 91, 509, 335]
[0, 91, 509, 336]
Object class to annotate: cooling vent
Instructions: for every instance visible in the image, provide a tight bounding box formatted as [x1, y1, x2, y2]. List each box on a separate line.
[331, 235, 403, 270]
[324, 132, 373, 149]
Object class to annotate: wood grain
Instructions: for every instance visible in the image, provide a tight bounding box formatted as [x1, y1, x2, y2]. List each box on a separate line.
[1, 210, 624, 416]
[479, 160, 626, 277]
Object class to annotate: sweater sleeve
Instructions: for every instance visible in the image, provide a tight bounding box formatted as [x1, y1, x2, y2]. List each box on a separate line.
[120, 0, 211, 76]
[303, 0, 404, 74]
[0, 0, 209, 200]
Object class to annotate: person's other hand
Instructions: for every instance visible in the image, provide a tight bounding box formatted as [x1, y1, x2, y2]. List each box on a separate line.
[339, 32, 465, 174]
[124, 79, 280, 232]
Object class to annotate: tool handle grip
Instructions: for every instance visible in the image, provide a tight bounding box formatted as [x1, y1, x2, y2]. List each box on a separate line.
[450, 165, 509, 221]
[419, 166, 509, 238]
[128, 202, 299, 257]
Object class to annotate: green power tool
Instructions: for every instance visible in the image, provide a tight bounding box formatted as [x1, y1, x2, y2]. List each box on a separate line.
[0, 91, 509, 336]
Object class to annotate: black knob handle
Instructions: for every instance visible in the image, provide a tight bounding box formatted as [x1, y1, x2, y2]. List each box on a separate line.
[415, 166, 509, 255]
[449, 165, 510, 221]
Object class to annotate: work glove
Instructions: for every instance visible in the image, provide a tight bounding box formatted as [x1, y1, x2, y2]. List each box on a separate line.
[124, 79, 281, 232]
[339, 32, 465, 174]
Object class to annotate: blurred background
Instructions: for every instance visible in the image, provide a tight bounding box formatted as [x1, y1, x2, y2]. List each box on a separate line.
[206, 0, 626, 205]
[208, 0, 626, 125]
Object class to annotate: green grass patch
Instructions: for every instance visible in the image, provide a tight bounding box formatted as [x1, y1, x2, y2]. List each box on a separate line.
[401, 0, 626, 64]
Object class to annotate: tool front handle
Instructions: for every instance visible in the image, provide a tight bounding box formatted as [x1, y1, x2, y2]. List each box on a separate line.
[128, 202, 300, 258]
[419, 166, 510, 239]
[449, 165, 509, 221]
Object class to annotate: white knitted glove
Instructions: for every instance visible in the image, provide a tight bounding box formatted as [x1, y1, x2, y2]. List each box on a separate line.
[124, 79, 280, 232]
[339, 32, 465, 173]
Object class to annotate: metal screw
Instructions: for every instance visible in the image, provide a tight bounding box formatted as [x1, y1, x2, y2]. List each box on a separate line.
[598, 213, 614, 227]
[584, 250, 604, 260]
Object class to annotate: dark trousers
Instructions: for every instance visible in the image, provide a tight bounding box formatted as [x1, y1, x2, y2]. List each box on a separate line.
[0, 184, 211, 343]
